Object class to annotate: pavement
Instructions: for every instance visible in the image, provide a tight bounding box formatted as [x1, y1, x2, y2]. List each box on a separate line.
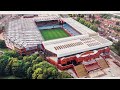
[99, 58, 120, 78]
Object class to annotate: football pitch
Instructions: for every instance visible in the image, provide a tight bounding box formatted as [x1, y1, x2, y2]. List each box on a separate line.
[40, 28, 70, 41]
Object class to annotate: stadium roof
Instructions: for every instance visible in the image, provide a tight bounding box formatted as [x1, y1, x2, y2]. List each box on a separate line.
[4, 18, 44, 49]
[42, 34, 112, 58]
[61, 18, 98, 36]
[33, 14, 60, 22]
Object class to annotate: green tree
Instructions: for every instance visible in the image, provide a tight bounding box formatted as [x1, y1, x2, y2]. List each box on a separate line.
[84, 21, 92, 28]
[114, 41, 120, 56]
[0, 58, 9, 75]
[11, 59, 25, 77]
[90, 25, 98, 32]
[4, 57, 14, 75]
[77, 17, 80, 21]
[27, 67, 33, 79]
[36, 56, 44, 62]
[0, 40, 6, 48]
[32, 53, 39, 59]
[101, 14, 111, 19]
[32, 68, 43, 79]
[95, 20, 101, 25]
[59, 71, 73, 78]
[18, 56, 23, 60]
[0, 55, 10, 75]
[23, 56, 31, 62]
[79, 18, 85, 24]
[37, 74, 43, 79]
[23, 61, 32, 76]
[4, 50, 19, 58]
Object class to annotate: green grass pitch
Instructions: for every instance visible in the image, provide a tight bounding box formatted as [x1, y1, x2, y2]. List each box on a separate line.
[40, 28, 70, 41]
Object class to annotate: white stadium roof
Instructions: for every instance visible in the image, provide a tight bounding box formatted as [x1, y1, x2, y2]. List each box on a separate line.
[33, 14, 60, 22]
[61, 18, 98, 36]
[42, 35, 112, 58]
[5, 18, 44, 49]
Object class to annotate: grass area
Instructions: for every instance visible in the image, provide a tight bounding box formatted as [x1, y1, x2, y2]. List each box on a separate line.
[40, 28, 70, 41]
[0, 75, 22, 79]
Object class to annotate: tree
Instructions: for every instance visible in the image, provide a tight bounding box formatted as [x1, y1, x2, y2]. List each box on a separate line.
[27, 67, 33, 79]
[59, 71, 73, 78]
[68, 14, 72, 17]
[43, 66, 59, 79]
[0, 40, 6, 48]
[32, 61, 60, 79]
[101, 14, 111, 19]
[18, 56, 23, 60]
[11, 59, 25, 77]
[0, 55, 10, 75]
[31, 53, 39, 60]
[29, 55, 36, 61]
[32, 68, 43, 79]
[114, 41, 120, 56]
[84, 21, 92, 28]
[4, 50, 19, 58]
[36, 56, 44, 62]
[77, 17, 80, 21]
[115, 16, 120, 19]
[79, 18, 85, 24]
[0, 58, 9, 75]
[4, 64, 11, 76]
[4, 57, 14, 75]
[23, 62, 32, 76]
[90, 25, 98, 32]
[32, 60, 38, 65]
[37, 74, 43, 79]
[23, 56, 31, 62]
[95, 20, 101, 25]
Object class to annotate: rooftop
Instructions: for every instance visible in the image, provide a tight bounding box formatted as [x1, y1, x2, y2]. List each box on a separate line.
[42, 34, 112, 58]
[4, 18, 43, 49]
[33, 14, 60, 22]
[61, 18, 98, 36]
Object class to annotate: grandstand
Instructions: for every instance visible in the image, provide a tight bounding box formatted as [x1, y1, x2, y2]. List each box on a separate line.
[4, 18, 44, 55]
[61, 17, 98, 36]
[63, 23, 80, 36]
[3, 14, 113, 77]
[42, 35, 112, 58]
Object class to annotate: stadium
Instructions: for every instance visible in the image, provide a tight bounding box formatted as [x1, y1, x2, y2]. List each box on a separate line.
[3, 14, 113, 77]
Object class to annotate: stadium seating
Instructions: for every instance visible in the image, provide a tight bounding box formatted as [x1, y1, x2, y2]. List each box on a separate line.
[63, 24, 80, 36]
[38, 24, 62, 30]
